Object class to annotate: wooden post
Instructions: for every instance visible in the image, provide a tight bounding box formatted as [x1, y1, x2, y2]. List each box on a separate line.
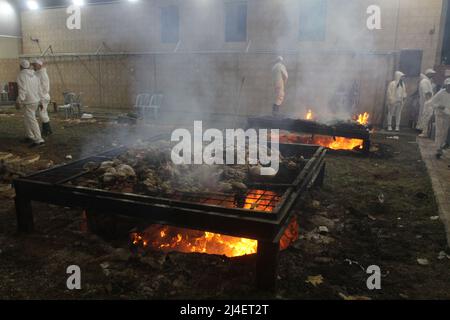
[15, 195, 34, 233]
[256, 240, 279, 291]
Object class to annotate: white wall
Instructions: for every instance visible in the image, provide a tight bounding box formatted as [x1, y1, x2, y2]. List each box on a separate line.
[0, 1, 21, 84]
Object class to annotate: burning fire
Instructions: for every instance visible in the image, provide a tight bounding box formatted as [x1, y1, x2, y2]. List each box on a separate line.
[312, 135, 364, 150]
[355, 112, 370, 126]
[243, 189, 275, 211]
[132, 226, 258, 257]
[277, 133, 364, 151]
[130, 190, 299, 257]
[305, 109, 313, 120]
[131, 216, 298, 258]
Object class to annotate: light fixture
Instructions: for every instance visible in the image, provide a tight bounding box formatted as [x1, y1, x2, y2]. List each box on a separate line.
[0, 1, 14, 14]
[26, 0, 39, 10]
[72, 0, 85, 6]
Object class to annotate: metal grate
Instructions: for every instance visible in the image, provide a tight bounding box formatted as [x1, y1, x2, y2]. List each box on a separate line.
[171, 189, 281, 213]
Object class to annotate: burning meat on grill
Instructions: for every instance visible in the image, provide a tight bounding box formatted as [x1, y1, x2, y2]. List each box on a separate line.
[73, 139, 308, 198]
[13, 135, 327, 290]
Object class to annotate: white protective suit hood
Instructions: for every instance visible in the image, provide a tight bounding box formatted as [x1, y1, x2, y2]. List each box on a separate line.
[20, 60, 30, 69]
[394, 71, 405, 84]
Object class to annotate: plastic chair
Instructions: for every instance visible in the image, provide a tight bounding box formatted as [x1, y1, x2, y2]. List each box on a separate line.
[134, 93, 151, 116]
[142, 94, 163, 121]
[60, 92, 83, 118]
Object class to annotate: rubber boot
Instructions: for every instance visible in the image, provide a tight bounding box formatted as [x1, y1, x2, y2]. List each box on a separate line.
[42, 122, 53, 137]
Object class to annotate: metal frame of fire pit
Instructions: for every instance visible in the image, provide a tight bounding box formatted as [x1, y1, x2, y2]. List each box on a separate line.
[248, 116, 371, 152]
[13, 136, 326, 290]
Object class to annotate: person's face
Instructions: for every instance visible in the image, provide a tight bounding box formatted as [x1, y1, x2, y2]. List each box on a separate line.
[34, 63, 42, 71]
[426, 73, 435, 79]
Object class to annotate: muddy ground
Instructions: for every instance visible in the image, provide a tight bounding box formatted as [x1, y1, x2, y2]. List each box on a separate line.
[0, 108, 449, 299]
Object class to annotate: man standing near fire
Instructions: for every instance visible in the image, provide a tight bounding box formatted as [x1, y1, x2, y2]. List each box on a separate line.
[16, 59, 45, 147]
[272, 56, 288, 117]
[417, 68, 436, 136]
[386, 71, 407, 132]
[430, 78, 450, 158]
[31, 59, 53, 136]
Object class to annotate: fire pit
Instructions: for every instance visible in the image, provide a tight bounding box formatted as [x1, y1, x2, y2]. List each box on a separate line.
[248, 116, 372, 152]
[13, 135, 326, 290]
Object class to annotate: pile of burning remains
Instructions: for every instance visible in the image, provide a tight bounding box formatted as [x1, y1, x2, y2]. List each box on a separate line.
[74, 140, 306, 197]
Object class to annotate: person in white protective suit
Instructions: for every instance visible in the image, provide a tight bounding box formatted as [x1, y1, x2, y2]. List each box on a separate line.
[272, 56, 288, 117]
[431, 78, 450, 158]
[31, 59, 53, 136]
[16, 60, 45, 147]
[386, 71, 407, 131]
[416, 69, 436, 136]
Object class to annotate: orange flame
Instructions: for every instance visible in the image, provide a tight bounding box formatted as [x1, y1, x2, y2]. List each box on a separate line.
[356, 112, 370, 126]
[243, 189, 276, 211]
[305, 109, 313, 120]
[278, 133, 364, 151]
[131, 225, 258, 257]
[131, 218, 298, 257]
[130, 190, 299, 257]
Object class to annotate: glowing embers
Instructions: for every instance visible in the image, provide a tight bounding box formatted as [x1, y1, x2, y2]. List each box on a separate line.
[131, 217, 299, 258]
[131, 226, 258, 257]
[278, 132, 364, 151]
[130, 189, 297, 257]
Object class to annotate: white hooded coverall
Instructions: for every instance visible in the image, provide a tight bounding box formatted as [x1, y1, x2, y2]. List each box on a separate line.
[418, 74, 433, 118]
[430, 83, 450, 149]
[35, 67, 51, 124]
[272, 62, 288, 107]
[416, 74, 434, 134]
[17, 68, 44, 144]
[386, 71, 407, 130]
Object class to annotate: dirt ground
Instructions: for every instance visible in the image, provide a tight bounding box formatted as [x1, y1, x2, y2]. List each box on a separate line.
[0, 108, 449, 300]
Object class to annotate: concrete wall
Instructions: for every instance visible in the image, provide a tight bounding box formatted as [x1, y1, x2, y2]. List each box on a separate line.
[0, 0, 21, 89]
[19, 0, 448, 125]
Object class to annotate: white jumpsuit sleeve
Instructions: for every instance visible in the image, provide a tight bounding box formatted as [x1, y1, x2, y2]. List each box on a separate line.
[41, 71, 50, 101]
[386, 81, 396, 106]
[17, 74, 26, 103]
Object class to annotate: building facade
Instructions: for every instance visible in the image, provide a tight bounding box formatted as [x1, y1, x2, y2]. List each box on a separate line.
[4, 0, 449, 124]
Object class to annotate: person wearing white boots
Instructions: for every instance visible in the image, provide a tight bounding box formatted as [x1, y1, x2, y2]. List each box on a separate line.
[386, 71, 407, 132]
[16, 59, 45, 147]
[417, 69, 436, 137]
[31, 59, 53, 136]
[430, 78, 450, 159]
[271, 56, 288, 117]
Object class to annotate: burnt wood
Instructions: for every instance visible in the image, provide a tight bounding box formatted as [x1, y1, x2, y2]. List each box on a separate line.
[248, 116, 371, 153]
